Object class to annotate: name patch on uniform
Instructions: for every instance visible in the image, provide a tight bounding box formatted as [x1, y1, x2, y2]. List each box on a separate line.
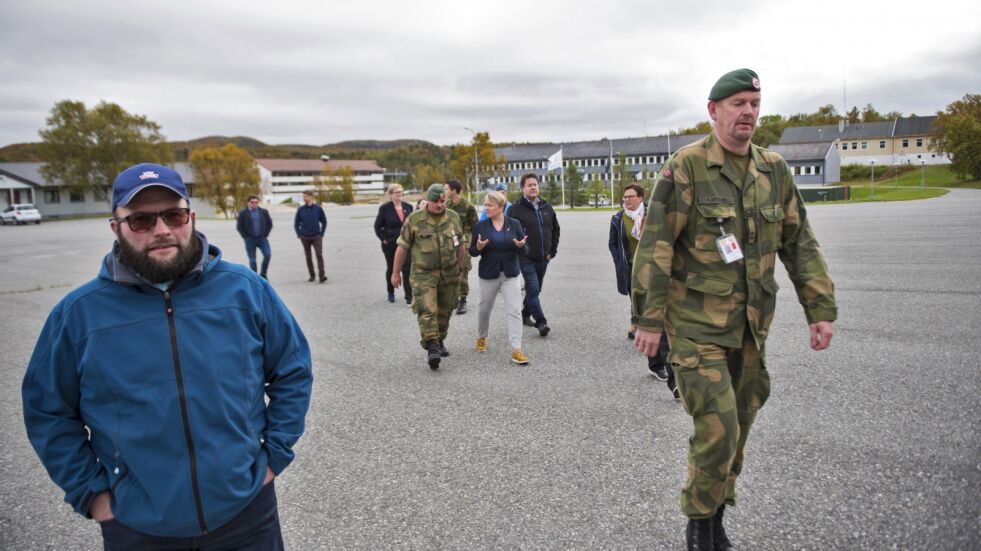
[699, 196, 734, 205]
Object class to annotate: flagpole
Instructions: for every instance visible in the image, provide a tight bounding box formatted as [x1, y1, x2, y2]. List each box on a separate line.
[608, 139, 614, 207]
[560, 145, 566, 207]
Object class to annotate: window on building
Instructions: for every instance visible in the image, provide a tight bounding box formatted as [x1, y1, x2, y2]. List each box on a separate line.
[44, 190, 61, 203]
[861, 142, 868, 150]
[851, 142, 858, 149]
[815, 166, 822, 175]
[793, 166, 800, 175]
[902, 139, 909, 147]
[880, 140, 886, 149]
[842, 143, 848, 150]
[916, 138, 923, 147]
[70, 190, 85, 203]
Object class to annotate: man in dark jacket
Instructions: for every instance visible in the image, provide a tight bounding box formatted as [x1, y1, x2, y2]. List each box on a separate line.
[294, 190, 328, 282]
[22, 163, 313, 549]
[509, 173, 560, 336]
[236, 194, 273, 279]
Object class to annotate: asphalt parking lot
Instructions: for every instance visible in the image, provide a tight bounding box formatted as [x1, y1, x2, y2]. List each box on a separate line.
[1, 191, 979, 550]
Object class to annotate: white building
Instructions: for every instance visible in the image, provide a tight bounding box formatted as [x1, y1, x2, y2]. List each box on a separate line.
[256, 158, 385, 204]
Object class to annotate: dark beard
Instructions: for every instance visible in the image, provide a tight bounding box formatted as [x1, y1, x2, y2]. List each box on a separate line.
[116, 224, 203, 284]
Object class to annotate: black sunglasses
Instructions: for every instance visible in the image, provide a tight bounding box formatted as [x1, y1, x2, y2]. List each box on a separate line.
[115, 208, 191, 232]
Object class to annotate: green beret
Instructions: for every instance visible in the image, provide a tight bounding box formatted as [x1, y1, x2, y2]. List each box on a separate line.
[425, 183, 445, 201]
[708, 68, 761, 101]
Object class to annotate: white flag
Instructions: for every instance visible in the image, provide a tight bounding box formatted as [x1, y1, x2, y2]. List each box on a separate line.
[547, 148, 563, 171]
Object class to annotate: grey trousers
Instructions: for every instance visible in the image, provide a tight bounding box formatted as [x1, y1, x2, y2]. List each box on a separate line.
[477, 273, 523, 350]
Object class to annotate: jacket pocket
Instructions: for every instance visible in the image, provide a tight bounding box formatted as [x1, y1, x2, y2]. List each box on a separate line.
[680, 273, 738, 329]
[759, 205, 785, 252]
[693, 203, 737, 251]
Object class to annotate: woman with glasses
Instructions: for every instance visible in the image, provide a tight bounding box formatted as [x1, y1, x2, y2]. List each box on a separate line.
[470, 191, 530, 364]
[609, 184, 675, 397]
[374, 184, 414, 304]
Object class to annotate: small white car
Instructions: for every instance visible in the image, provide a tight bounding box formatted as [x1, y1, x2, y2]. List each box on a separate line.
[1, 203, 42, 225]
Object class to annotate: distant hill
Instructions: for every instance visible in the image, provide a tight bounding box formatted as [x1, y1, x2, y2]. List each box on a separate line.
[0, 136, 445, 163]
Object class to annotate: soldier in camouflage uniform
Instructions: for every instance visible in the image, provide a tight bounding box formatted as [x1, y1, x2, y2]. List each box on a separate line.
[446, 179, 478, 315]
[392, 184, 466, 369]
[631, 69, 837, 551]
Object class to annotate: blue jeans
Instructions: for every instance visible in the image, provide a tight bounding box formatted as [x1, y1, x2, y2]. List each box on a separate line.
[244, 237, 271, 277]
[100, 481, 284, 550]
[519, 260, 548, 324]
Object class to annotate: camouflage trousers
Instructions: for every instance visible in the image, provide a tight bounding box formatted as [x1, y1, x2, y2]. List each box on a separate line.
[457, 255, 472, 299]
[667, 326, 771, 519]
[411, 275, 458, 348]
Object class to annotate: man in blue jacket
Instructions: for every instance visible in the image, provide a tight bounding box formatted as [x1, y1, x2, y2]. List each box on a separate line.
[22, 163, 313, 550]
[295, 190, 328, 283]
[236, 194, 273, 279]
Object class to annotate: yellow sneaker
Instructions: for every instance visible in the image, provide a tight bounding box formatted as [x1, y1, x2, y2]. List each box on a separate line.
[511, 349, 529, 364]
[475, 337, 487, 352]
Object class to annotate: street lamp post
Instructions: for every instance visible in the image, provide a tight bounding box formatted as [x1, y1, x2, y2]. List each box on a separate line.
[921, 160, 925, 191]
[894, 161, 899, 188]
[464, 127, 479, 199]
[870, 159, 875, 198]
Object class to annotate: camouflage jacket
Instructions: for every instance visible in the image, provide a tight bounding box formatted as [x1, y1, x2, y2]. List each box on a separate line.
[397, 208, 464, 281]
[447, 197, 478, 239]
[630, 131, 837, 348]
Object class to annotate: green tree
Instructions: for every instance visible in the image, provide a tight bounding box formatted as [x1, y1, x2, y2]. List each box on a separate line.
[586, 179, 606, 208]
[39, 100, 173, 206]
[846, 106, 861, 124]
[188, 144, 261, 218]
[413, 164, 443, 193]
[449, 131, 507, 196]
[319, 166, 356, 204]
[932, 94, 981, 180]
[677, 121, 713, 135]
[565, 163, 583, 209]
[612, 151, 630, 202]
[753, 114, 787, 148]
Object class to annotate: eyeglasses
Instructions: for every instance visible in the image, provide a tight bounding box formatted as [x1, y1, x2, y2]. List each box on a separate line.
[115, 208, 191, 232]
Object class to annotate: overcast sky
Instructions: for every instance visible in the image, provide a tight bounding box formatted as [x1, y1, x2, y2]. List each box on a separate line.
[1, 0, 978, 147]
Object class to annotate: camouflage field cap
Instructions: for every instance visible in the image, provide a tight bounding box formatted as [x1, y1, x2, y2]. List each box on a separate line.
[425, 183, 445, 201]
[708, 68, 761, 101]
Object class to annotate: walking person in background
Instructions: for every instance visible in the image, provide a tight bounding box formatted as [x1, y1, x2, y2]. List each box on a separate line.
[236, 195, 273, 280]
[478, 182, 512, 220]
[374, 183, 414, 304]
[509, 173, 560, 337]
[470, 191, 529, 364]
[294, 190, 327, 283]
[446, 179, 478, 314]
[609, 184, 675, 397]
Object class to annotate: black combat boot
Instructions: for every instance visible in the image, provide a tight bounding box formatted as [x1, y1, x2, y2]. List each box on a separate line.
[686, 518, 714, 551]
[712, 505, 735, 551]
[438, 341, 450, 357]
[426, 341, 441, 370]
[456, 298, 467, 314]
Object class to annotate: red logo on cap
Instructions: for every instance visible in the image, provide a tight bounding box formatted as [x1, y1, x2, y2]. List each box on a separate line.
[751, 77, 760, 90]
[139, 171, 160, 180]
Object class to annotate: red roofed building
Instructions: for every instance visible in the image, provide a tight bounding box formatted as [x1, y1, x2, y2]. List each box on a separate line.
[256, 157, 385, 203]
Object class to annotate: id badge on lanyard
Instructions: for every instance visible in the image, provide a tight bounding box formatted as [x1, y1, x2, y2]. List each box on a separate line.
[715, 218, 744, 264]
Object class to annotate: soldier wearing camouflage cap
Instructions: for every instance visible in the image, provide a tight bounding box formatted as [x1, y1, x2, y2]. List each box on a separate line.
[445, 179, 479, 315]
[392, 183, 466, 369]
[631, 68, 837, 550]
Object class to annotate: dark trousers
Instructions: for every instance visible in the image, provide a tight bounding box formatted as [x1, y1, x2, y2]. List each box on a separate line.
[519, 260, 548, 324]
[382, 241, 411, 299]
[243, 237, 271, 278]
[647, 332, 675, 388]
[100, 481, 284, 551]
[299, 235, 325, 277]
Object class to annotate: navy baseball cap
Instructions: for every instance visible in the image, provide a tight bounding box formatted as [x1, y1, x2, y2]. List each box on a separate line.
[111, 163, 189, 211]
